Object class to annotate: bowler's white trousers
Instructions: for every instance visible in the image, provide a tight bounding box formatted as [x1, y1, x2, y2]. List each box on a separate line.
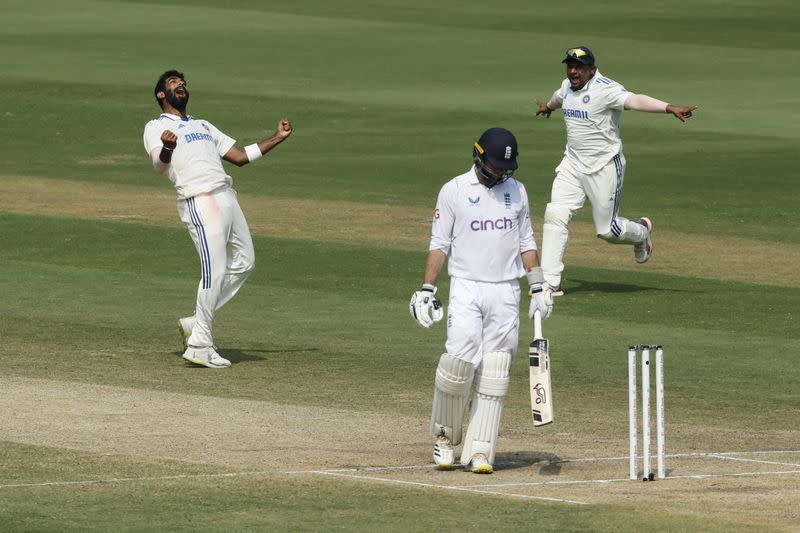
[445, 277, 521, 366]
[541, 153, 647, 288]
[177, 186, 255, 348]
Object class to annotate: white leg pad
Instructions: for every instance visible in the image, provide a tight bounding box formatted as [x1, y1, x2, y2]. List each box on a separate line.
[541, 203, 574, 288]
[460, 351, 511, 466]
[430, 353, 475, 445]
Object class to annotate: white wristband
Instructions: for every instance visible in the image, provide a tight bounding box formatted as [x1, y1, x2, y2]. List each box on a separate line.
[245, 143, 262, 162]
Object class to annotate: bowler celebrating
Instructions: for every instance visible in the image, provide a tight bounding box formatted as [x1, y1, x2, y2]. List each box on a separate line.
[534, 46, 697, 292]
[143, 70, 292, 368]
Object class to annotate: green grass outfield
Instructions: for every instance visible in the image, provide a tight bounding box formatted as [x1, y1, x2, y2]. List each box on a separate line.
[1, 0, 799, 531]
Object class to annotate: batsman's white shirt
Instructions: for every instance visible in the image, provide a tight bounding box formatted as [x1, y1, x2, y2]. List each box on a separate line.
[143, 113, 236, 199]
[549, 70, 632, 175]
[430, 167, 537, 364]
[430, 167, 537, 282]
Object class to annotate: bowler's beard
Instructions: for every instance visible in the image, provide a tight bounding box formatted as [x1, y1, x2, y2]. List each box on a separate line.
[166, 88, 189, 111]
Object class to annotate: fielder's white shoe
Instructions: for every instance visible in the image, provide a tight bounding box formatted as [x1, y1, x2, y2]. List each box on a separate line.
[469, 453, 493, 474]
[182, 346, 231, 369]
[177, 316, 195, 349]
[433, 435, 455, 470]
[634, 217, 653, 264]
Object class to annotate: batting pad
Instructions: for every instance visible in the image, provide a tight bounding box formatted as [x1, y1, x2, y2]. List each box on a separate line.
[461, 351, 511, 466]
[430, 353, 475, 445]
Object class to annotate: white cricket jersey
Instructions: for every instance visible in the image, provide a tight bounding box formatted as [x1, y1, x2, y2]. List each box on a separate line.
[143, 113, 236, 199]
[550, 70, 632, 175]
[429, 167, 537, 283]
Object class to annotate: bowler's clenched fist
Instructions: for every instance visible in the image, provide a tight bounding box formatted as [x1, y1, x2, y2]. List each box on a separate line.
[161, 130, 177, 150]
[276, 119, 292, 139]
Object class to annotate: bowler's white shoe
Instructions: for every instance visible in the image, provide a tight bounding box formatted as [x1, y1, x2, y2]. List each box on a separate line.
[182, 346, 231, 369]
[469, 453, 493, 474]
[177, 316, 195, 349]
[634, 217, 653, 264]
[433, 435, 455, 470]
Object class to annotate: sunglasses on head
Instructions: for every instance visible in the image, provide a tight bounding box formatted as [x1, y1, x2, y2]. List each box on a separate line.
[565, 48, 588, 59]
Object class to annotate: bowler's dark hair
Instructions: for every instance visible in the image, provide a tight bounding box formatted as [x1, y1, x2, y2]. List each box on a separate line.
[154, 70, 185, 109]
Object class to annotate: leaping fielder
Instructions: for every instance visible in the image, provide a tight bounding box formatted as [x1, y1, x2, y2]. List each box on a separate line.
[143, 70, 292, 368]
[409, 128, 552, 474]
[534, 46, 697, 292]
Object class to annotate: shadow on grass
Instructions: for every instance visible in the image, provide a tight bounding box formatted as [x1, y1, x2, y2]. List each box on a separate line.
[495, 451, 564, 475]
[565, 278, 692, 295]
[171, 347, 321, 363]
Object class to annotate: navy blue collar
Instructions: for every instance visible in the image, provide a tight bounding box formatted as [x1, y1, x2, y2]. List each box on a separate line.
[160, 113, 193, 121]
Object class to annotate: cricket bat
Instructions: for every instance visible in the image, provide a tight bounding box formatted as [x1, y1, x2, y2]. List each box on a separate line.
[529, 309, 553, 426]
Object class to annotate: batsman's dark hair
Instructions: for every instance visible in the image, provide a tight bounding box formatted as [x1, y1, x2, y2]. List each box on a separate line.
[154, 69, 185, 109]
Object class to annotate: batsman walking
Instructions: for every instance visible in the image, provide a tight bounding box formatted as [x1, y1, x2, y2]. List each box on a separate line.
[143, 70, 293, 368]
[409, 128, 551, 474]
[533, 46, 697, 291]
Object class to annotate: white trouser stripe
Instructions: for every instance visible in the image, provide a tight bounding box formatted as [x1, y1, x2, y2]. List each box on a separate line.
[186, 197, 211, 289]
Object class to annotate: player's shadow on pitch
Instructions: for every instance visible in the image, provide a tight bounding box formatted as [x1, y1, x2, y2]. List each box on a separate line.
[566, 279, 688, 295]
[495, 451, 563, 475]
[173, 347, 320, 363]
[223, 347, 321, 363]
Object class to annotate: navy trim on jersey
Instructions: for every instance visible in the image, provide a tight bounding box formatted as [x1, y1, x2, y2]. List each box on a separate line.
[186, 197, 211, 289]
[159, 113, 194, 122]
[610, 154, 624, 237]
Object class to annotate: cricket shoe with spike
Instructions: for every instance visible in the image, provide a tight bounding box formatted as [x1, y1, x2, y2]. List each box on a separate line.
[633, 217, 653, 264]
[433, 435, 455, 470]
[182, 346, 231, 369]
[177, 316, 195, 349]
[469, 453, 493, 474]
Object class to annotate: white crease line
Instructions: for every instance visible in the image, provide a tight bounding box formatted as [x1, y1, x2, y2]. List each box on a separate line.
[707, 454, 800, 468]
[284, 450, 800, 475]
[305, 470, 589, 505]
[0, 471, 271, 489]
[465, 469, 800, 489]
[4, 450, 799, 492]
[284, 464, 433, 474]
[461, 478, 629, 489]
[669, 469, 800, 480]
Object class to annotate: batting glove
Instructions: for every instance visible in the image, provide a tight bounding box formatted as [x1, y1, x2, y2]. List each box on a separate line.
[526, 267, 554, 320]
[409, 284, 444, 328]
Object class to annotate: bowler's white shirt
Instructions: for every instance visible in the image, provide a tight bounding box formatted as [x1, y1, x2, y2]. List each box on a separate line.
[143, 113, 236, 199]
[550, 70, 632, 175]
[430, 167, 537, 283]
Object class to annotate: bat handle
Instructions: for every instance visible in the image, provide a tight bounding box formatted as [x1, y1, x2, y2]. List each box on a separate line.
[533, 309, 543, 340]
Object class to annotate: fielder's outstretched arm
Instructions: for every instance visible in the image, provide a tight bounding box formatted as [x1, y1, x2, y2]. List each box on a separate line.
[223, 118, 293, 167]
[624, 94, 698, 123]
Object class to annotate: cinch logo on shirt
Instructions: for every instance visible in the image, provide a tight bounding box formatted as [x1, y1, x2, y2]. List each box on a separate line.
[562, 108, 589, 119]
[184, 132, 214, 143]
[470, 217, 513, 231]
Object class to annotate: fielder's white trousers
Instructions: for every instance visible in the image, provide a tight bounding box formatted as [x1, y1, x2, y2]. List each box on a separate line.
[177, 186, 255, 348]
[445, 277, 521, 366]
[540, 154, 647, 288]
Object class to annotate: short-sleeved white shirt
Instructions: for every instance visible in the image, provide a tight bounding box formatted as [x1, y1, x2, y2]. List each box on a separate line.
[549, 70, 632, 175]
[429, 167, 537, 283]
[143, 113, 236, 199]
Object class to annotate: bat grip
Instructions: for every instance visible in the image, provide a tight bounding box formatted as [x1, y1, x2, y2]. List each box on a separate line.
[533, 309, 543, 339]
